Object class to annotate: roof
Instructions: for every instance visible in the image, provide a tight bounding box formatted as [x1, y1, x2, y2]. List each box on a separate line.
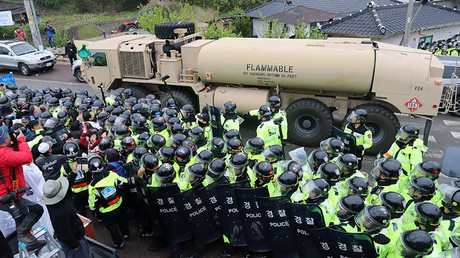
[320, 2, 460, 38]
[266, 6, 340, 24]
[0, 1, 25, 12]
[245, 0, 401, 19]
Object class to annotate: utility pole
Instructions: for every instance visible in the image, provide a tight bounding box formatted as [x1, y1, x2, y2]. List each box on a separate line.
[23, 0, 43, 50]
[401, 0, 415, 47]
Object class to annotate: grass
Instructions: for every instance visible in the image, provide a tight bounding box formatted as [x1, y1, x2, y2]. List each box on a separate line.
[78, 25, 100, 39]
[42, 11, 139, 26]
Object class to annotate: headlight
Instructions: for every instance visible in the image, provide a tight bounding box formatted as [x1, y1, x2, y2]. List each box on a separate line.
[30, 58, 38, 62]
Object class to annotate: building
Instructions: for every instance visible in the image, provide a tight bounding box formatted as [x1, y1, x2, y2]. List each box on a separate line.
[0, 1, 27, 24]
[320, 2, 460, 47]
[245, 0, 401, 37]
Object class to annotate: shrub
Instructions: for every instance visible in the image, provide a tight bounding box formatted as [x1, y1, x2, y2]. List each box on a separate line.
[78, 25, 99, 39]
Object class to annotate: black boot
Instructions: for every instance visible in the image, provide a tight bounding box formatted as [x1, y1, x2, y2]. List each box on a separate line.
[17, 232, 46, 252]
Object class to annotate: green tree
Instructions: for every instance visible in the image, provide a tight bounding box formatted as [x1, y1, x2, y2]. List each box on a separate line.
[259, 17, 289, 38]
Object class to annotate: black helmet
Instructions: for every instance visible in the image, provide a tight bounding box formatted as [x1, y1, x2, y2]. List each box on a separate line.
[62, 88, 73, 98]
[149, 104, 162, 116]
[30, 96, 42, 106]
[63, 141, 80, 159]
[316, 163, 340, 184]
[125, 97, 137, 108]
[181, 139, 197, 156]
[228, 152, 248, 169]
[57, 111, 68, 123]
[439, 184, 460, 213]
[114, 125, 131, 140]
[92, 100, 104, 113]
[132, 103, 143, 114]
[345, 177, 369, 197]
[223, 129, 240, 141]
[165, 98, 176, 108]
[277, 171, 299, 195]
[189, 126, 204, 142]
[354, 205, 390, 232]
[307, 149, 329, 171]
[208, 158, 227, 179]
[163, 108, 178, 120]
[397, 230, 433, 257]
[196, 150, 213, 165]
[180, 104, 194, 117]
[88, 155, 106, 175]
[140, 153, 159, 174]
[211, 137, 226, 154]
[407, 202, 442, 231]
[152, 116, 166, 131]
[50, 88, 62, 98]
[112, 107, 123, 116]
[171, 123, 185, 135]
[222, 101, 237, 114]
[244, 138, 265, 155]
[254, 161, 274, 181]
[97, 111, 110, 122]
[258, 105, 272, 118]
[147, 134, 166, 152]
[132, 115, 148, 131]
[137, 132, 150, 147]
[175, 146, 191, 166]
[347, 109, 367, 123]
[43, 117, 59, 131]
[104, 105, 114, 114]
[226, 138, 243, 154]
[98, 138, 114, 154]
[376, 192, 406, 219]
[47, 97, 59, 109]
[171, 133, 187, 147]
[146, 94, 156, 104]
[121, 136, 136, 152]
[320, 137, 344, 158]
[121, 88, 133, 98]
[166, 117, 180, 128]
[267, 96, 282, 109]
[263, 145, 284, 163]
[336, 153, 358, 178]
[132, 147, 148, 166]
[0, 96, 8, 107]
[304, 178, 330, 201]
[187, 163, 206, 183]
[371, 158, 401, 186]
[407, 177, 435, 200]
[336, 195, 365, 221]
[106, 116, 117, 127]
[397, 124, 420, 142]
[281, 160, 303, 177]
[411, 161, 441, 180]
[157, 147, 175, 163]
[156, 163, 176, 182]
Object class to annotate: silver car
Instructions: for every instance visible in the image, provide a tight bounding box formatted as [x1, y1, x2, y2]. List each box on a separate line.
[0, 40, 56, 76]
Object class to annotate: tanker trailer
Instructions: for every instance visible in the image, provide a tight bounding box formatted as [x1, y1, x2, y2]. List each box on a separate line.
[82, 24, 444, 155]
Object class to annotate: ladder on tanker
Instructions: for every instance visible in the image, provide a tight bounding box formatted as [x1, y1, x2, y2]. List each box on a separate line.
[441, 73, 459, 113]
[17, 227, 65, 258]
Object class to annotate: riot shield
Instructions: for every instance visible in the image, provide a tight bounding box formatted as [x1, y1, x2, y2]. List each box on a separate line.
[216, 180, 250, 247]
[333, 126, 357, 154]
[174, 185, 221, 245]
[234, 187, 271, 253]
[145, 184, 192, 244]
[49, 125, 70, 155]
[308, 227, 377, 258]
[257, 196, 298, 258]
[197, 176, 229, 225]
[207, 105, 223, 138]
[123, 162, 150, 228]
[442, 146, 460, 178]
[287, 203, 325, 257]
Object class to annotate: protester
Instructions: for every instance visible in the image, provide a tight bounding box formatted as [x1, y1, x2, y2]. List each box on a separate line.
[14, 29, 26, 42]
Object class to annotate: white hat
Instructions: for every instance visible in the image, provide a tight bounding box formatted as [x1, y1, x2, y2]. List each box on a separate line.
[38, 142, 50, 154]
[43, 177, 69, 205]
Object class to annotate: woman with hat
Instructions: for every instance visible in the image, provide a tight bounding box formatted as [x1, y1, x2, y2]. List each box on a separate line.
[43, 175, 90, 258]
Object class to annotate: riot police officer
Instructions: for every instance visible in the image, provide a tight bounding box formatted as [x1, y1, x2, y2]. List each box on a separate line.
[344, 109, 373, 168]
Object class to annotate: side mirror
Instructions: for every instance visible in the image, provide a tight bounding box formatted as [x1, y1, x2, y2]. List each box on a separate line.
[8, 52, 13, 56]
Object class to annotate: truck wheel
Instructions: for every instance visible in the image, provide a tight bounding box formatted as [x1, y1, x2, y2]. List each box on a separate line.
[160, 88, 196, 109]
[75, 68, 86, 82]
[345, 104, 400, 156]
[131, 85, 152, 99]
[286, 98, 333, 146]
[154, 22, 195, 39]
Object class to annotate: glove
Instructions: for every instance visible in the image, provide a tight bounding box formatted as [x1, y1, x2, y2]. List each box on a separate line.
[373, 234, 391, 245]
[356, 145, 364, 152]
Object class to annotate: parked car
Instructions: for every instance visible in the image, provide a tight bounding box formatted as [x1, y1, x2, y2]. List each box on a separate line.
[71, 59, 85, 82]
[0, 40, 56, 75]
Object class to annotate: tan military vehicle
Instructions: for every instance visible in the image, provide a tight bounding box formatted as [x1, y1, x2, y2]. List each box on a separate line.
[81, 22, 445, 155]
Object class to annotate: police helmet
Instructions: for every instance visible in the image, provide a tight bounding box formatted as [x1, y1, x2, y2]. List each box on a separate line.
[304, 178, 330, 201]
[254, 161, 274, 181]
[263, 145, 284, 163]
[132, 147, 148, 166]
[354, 205, 390, 232]
[88, 154, 106, 175]
[336, 153, 358, 177]
[175, 146, 191, 166]
[189, 126, 204, 142]
[244, 137, 265, 155]
[121, 136, 137, 152]
[211, 137, 226, 154]
[137, 132, 150, 147]
[277, 171, 299, 195]
[223, 129, 241, 142]
[347, 109, 367, 123]
[320, 138, 344, 158]
[396, 230, 433, 257]
[152, 116, 167, 130]
[98, 138, 114, 154]
[376, 192, 406, 219]
[121, 88, 133, 98]
[157, 147, 175, 163]
[267, 96, 282, 109]
[336, 195, 365, 221]
[258, 105, 272, 118]
[345, 177, 369, 197]
[228, 152, 249, 169]
[147, 134, 166, 152]
[208, 159, 227, 179]
[222, 101, 237, 114]
[196, 150, 213, 165]
[411, 161, 441, 180]
[156, 163, 176, 182]
[140, 153, 159, 174]
[226, 138, 243, 154]
[316, 163, 340, 184]
[396, 125, 420, 142]
[307, 149, 329, 171]
[408, 177, 435, 200]
[371, 158, 401, 186]
[187, 163, 206, 181]
[63, 141, 80, 159]
[181, 139, 197, 156]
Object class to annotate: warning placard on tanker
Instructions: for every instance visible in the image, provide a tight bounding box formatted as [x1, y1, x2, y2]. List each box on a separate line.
[243, 64, 298, 85]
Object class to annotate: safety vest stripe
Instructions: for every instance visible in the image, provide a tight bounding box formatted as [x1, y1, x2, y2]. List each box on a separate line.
[72, 182, 88, 188]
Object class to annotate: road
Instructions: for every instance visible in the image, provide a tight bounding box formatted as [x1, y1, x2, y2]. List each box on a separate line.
[5, 63, 460, 256]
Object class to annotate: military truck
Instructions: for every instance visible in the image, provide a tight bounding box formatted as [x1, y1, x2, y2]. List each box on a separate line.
[81, 22, 445, 155]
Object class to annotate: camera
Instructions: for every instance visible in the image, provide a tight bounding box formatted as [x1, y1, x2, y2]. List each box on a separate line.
[76, 157, 88, 164]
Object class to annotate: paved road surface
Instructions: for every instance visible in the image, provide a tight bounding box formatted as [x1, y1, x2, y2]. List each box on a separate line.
[7, 66, 460, 256]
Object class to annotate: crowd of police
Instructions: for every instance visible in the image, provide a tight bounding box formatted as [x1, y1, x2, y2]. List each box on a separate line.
[419, 34, 460, 56]
[1, 83, 460, 258]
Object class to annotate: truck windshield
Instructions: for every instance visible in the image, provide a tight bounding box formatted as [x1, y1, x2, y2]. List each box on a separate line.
[11, 43, 37, 56]
[91, 52, 107, 67]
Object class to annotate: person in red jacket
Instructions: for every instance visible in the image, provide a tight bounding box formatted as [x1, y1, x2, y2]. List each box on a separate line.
[0, 125, 45, 251]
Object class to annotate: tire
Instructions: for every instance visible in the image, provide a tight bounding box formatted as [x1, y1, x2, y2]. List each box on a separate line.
[160, 88, 196, 109]
[18, 63, 31, 76]
[286, 98, 333, 146]
[44, 64, 54, 71]
[154, 22, 195, 39]
[344, 104, 400, 156]
[130, 85, 152, 99]
[75, 68, 85, 83]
